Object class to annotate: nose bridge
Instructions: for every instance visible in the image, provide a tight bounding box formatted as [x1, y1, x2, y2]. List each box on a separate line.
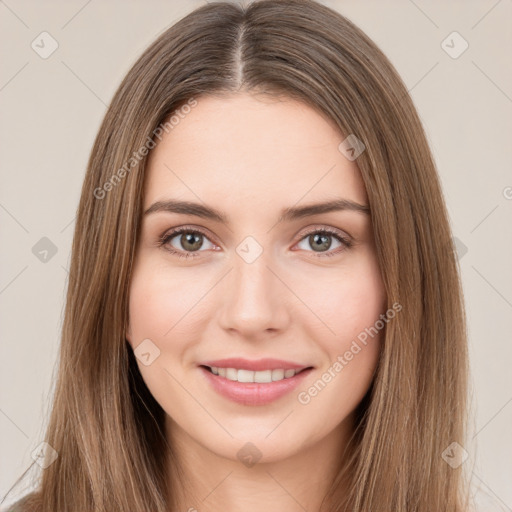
[218, 235, 289, 335]
[234, 246, 273, 300]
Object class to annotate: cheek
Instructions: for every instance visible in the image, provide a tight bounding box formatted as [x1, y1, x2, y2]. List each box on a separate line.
[127, 265, 205, 347]
[304, 252, 386, 344]
[127, 277, 170, 343]
[294, 265, 386, 420]
[126, 268, 201, 412]
[126, 263, 216, 405]
[304, 252, 385, 385]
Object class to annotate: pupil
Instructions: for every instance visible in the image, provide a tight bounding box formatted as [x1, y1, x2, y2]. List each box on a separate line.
[311, 233, 331, 252]
[182, 233, 202, 251]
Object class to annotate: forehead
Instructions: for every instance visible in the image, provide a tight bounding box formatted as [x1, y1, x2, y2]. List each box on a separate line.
[144, 93, 367, 212]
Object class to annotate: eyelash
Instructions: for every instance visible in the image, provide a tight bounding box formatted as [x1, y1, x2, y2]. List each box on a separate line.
[158, 226, 352, 260]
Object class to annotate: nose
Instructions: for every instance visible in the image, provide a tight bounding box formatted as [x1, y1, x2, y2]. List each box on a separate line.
[217, 246, 291, 340]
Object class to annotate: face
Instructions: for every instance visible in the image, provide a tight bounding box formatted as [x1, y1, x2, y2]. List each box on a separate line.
[126, 92, 386, 465]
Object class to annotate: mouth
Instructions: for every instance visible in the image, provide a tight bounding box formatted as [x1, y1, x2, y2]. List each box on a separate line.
[198, 359, 314, 405]
[199, 365, 312, 383]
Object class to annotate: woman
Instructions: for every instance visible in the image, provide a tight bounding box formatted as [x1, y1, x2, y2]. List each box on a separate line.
[5, 0, 470, 510]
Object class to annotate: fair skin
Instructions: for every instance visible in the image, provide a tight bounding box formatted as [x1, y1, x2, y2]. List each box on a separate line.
[126, 92, 386, 512]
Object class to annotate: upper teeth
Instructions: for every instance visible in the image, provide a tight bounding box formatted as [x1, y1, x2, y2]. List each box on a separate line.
[209, 367, 300, 383]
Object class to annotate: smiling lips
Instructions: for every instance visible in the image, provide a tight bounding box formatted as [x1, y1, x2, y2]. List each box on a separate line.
[199, 358, 314, 405]
[206, 366, 301, 383]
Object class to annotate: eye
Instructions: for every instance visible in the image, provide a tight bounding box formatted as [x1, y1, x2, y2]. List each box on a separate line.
[294, 227, 352, 257]
[159, 227, 216, 259]
[158, 225, 352, 260]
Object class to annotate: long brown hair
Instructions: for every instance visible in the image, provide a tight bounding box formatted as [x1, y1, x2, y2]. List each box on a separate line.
[4, 0, 470, 510]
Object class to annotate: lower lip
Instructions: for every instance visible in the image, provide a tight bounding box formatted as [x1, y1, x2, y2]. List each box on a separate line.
[199, 366, 314, 406]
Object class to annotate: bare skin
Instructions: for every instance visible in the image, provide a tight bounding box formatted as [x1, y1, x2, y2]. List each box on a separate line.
[126, 92, 386, 511]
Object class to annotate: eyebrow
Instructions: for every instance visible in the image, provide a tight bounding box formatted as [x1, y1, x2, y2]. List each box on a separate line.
[144, 198, 370, 224]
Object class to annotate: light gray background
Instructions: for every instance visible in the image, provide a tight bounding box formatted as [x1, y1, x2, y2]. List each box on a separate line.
[1, 0, 511, 510]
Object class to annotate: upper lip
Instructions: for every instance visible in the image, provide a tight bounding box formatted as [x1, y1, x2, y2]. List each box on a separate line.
[199, 358, 313, 372]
